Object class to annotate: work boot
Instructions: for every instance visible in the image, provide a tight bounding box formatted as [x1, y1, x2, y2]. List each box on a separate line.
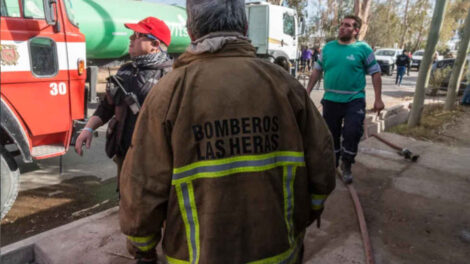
[341, 161, 353, 184]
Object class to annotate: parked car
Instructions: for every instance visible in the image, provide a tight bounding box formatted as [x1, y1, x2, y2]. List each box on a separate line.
[431, 55, 470, 94]
[411, 49, 444, 71]
[375, 48, 402, 76]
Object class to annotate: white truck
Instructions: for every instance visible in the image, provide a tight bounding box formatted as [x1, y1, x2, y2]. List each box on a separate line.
[245, 1, 303, 75]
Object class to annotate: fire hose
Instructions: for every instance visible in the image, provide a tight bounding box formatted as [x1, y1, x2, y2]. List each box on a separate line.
[338, 115, 421, 264]
[338, 170, 375, 264]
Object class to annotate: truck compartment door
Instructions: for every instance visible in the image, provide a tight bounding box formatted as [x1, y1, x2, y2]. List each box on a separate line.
[247, 5, 268, 55]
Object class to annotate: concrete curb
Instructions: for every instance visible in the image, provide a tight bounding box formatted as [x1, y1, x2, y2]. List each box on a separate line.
[1, 207, 119, 264]
[364, 102, 412, 137]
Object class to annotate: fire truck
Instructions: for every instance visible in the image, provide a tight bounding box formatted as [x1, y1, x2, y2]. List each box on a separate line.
[0, 0, 191, 219]
[1, 0, 88, 218]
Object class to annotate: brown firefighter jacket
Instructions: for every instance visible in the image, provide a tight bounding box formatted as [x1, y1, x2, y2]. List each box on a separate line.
[119, 37, 336, 264]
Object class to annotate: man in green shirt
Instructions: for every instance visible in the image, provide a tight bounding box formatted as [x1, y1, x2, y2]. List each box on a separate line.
[307, 15, 384, 184]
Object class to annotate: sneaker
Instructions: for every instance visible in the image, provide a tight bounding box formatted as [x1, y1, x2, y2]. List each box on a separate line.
[341, 161, 353, 184]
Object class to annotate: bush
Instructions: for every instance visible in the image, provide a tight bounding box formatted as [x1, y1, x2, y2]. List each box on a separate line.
[428, 67, 452, 95]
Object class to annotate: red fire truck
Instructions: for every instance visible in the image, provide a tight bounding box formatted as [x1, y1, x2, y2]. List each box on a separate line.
[1, 0, 87, 218]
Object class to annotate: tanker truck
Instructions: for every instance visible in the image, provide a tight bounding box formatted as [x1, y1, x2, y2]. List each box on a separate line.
[65, 0, 190, 64]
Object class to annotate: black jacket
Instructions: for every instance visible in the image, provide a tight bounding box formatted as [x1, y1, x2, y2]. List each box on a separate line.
[94, 58, 173, 158]
[396, 54, 410, 67]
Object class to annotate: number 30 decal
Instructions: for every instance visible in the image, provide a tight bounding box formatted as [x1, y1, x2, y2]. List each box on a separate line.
[50, 82, 67, 96]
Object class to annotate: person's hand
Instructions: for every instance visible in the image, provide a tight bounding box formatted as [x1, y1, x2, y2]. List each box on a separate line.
[373, 99, 385, 114]
[74, 129, 93, 156]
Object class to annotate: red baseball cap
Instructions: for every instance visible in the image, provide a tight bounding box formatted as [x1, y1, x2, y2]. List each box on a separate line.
[125, 17, 171, 47]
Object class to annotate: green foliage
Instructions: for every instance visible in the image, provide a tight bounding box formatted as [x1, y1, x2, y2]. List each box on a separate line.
[430, 67, 452, 88]
[304, 0, 354, 45]
[364, 1, 402, 48]
[438, 0, 470, 51]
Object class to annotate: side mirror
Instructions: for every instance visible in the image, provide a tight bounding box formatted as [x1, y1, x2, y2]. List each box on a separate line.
[43, 0, 57, 26]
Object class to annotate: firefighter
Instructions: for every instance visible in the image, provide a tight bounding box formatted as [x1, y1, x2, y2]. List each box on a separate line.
[119, 1, 337, 263]
[74, 17, 173, 193]
[306, 15, 384, 184]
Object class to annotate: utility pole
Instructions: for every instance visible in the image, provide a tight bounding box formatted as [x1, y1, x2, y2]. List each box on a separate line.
[444, 8, 470, 111]
[408, 0, 448, 128]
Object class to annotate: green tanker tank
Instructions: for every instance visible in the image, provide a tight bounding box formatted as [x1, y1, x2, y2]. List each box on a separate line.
[64, 0, 191, 59]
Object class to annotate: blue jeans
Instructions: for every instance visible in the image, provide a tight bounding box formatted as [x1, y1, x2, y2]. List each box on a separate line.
[396, 66, 406, 85]
[462, 83, 470, 105]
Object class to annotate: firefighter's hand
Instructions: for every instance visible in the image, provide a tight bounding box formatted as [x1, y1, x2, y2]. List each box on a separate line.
[75, 129, 93, 156]
[373, 99, 385, 114]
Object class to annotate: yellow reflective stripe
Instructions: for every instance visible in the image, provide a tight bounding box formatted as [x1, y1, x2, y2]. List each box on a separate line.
[247, 237, 301, 264]
[127, 234, 155, 244]
[166, 255, 189, 264]
[173, 161, 305, 185]
[174, 151, 304, 174]
[312, 194, 327, 200]
[283, 166, 296, 246]
[172, 152, 305, 185]
[176, 183, 200, 264]
[127, 235, 157, 252]
[311, 194, 327, 210]
[176, 184, 194, 263]
[135, 240, 158, 252]
[187, 182, 200, 264]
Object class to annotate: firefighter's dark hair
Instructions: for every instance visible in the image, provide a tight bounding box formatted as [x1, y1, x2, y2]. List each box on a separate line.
[186, 0, 247, 39]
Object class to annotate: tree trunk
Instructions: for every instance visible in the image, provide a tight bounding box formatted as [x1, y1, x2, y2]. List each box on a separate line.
[408, 0, 448, 128]
[354, 0, 360, 16]
[400, 0, 410, 48]
[354, 0, 372, 40]
[444, 8, 470, 110]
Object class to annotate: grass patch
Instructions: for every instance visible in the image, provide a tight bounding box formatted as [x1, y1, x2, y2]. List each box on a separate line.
[387, 104, 465, 141]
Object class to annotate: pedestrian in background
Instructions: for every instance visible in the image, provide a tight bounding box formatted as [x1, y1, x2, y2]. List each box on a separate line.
[119, 0, 337, 263]
[306, 15, 384, 184]
[395, 50, 410, 86]
[301, 46, 313, 72]
[274, 56, 291, 72]
[407, 51, 412, 75]
[312, 47, 320, 63]
[74, 17, 173, 194]
[462, 65, 470, 105]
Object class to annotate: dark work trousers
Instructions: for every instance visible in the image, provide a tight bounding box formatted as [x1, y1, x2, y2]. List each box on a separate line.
[113, 155, 124, 196]
[321, 98, 366, 167]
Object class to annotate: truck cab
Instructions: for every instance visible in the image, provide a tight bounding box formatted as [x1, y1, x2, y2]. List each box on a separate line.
[1, 0, 87, 218]
[245, 1, 301, 75]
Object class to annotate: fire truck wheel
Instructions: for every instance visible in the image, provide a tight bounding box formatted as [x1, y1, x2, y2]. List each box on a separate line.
[1, 148, 20, 219]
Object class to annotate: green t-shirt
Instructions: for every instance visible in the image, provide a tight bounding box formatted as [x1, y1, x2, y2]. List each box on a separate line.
[315, 40, 380, 103]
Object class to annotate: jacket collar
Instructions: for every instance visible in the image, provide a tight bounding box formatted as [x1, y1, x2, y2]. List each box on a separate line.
[174, 32, 257, 69]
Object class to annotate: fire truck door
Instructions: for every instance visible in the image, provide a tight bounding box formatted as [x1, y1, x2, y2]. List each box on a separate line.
[1, 0, 71, 139]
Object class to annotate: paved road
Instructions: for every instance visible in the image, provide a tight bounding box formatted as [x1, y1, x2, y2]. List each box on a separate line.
[17, 70, 420, 191]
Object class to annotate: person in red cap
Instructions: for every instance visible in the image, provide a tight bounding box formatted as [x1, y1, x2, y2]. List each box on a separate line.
[74, 16, 173, 215]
